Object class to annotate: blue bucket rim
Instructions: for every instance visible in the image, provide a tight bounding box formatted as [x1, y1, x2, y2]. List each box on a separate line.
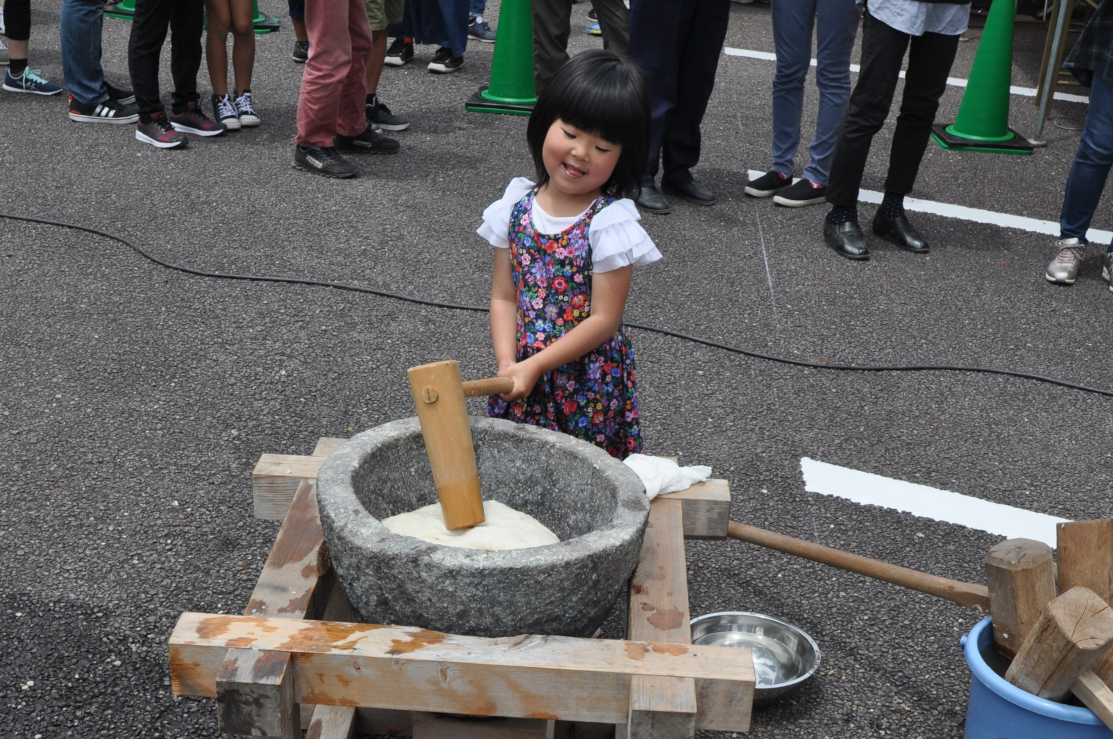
[964, 617, 1104, 726]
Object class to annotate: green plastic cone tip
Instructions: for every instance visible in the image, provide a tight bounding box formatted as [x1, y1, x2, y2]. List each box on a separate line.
[467, 0, 536, 115]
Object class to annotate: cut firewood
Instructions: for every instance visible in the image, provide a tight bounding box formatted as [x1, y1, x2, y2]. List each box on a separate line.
[985, 538, 1057, 658]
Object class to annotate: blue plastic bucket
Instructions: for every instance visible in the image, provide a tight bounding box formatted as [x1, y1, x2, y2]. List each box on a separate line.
[963, 617, 1113, 739]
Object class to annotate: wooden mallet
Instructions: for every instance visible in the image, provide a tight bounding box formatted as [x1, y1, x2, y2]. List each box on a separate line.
[407, 360, 513, 531]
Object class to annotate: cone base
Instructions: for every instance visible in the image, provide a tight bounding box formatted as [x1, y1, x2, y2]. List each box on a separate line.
[105, 2, 134, 19]
[466, 88, 534, 116]
[931, 123, 1035, 155]
[253, 14, 281, 32]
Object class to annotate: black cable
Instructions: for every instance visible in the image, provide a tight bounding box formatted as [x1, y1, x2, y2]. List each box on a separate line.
[5, 211, 1112, 399]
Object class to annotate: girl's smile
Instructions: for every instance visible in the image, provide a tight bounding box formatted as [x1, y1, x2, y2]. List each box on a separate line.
[540, 118, 623, 214]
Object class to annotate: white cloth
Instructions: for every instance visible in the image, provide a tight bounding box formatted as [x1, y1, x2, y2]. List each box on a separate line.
[864, 0, 970, 36]
[381, 500, 560, 551]
[623, 454, 712, 501]
[477, 177, 662, 273]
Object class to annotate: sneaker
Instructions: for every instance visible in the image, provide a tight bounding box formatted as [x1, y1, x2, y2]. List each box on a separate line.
[293, 144, 358, 178]
[0, 39, 9, 67]
[234, 90, 260, 127]
[428, 46, 463, 73]
[69, 94, 139, 124]
[1103, 250, 1113, 292]
[366, 93, 409, 131]
[772, 178, 827, 207]
[587, 22, 602, 36]
[468, 17, 496, 42]
[385, 37, 414, 67]
[334, 127, 400, 154]
[744, 170, 791, 198]
[105, 80, 136, 105]
[212, 93, 241, 130]
[135, 112, 188, 148]
[3, 68, 63, 95]
[291, 40, 309, 63]
[169, 100, 225, 136]
[1045, 237, 1085, 285]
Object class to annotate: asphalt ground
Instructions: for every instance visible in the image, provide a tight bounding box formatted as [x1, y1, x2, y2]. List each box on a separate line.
[1, 1, 1112, 737]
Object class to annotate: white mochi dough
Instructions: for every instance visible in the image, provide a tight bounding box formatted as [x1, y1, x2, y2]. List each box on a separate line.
[381, 500, 560, 551]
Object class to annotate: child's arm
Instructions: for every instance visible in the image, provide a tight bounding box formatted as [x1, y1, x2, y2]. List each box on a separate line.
[497, 265, 633, 401]
[490, 248, 520, 373]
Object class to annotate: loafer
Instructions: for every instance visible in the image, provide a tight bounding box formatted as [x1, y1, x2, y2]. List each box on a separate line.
[663, 178, 715, 206]
[635, 184, 671, 214]
[873, 214, 929, 253]
[824, 220, 869, 260]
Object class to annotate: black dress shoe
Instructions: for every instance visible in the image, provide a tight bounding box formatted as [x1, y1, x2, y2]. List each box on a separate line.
[824, 220, 869, 260]
[663, 178, 715, 206]
[873, 213, 929, 253]
[635, 184, 671, 214]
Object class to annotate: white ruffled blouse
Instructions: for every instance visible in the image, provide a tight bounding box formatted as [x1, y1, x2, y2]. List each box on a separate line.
[476, 177, 662, 274]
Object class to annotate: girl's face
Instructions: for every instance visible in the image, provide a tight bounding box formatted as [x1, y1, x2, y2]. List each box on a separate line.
[541, 118, 622, 199]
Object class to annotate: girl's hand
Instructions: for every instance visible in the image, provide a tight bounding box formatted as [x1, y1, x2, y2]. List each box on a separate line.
[496, 361, 541, 401]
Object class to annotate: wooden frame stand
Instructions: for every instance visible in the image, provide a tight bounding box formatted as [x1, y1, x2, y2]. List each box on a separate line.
[169, 438, 752, 739]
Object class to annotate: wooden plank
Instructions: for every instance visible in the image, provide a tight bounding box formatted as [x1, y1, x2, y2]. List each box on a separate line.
[253, 454, 329, 520]
[306, 705, 357, 739]
[1057, 520, 1113, 688]
[312, 437, 348, 458]
[1072, 671, 1113, 733]
[169, 613, 755, 725]
[412, 712, 556, 738]
[659, 479, 730, 540]
[217, 647, 300, 739]
[985, 538, 1057, 658]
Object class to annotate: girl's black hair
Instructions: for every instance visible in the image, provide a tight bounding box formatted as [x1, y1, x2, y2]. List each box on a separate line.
[526, 50, 651, 200]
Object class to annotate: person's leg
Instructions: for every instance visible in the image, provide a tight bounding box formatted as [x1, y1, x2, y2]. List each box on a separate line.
[661, 0, 730, 186]
[168, 0, 204, 109]
[824, 10, 909, 209]
[128, 0, 175, 115]
[801, 0, 858, 186]
[1059, 74, 1113, 241]
[531, 0, 571, 95]
[770, 0, 816, 178]
[228, 0, 255, 95]
[590, 0, 628, 58]
[297, 0, 355, 148]
[337, 0, 374, 137]
[628, 0, 684, 186]
[4, 0, 30, 74]
[446, 0, 469, 58]
[469, 0, 485, 20]
[293, 17, 308, 42]
[204, 0, 232, 96]
[365, 29, 387, 94]
[60, 0, 108, 104]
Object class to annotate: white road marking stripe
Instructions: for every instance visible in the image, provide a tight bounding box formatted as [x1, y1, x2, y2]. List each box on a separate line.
[724, 46, 1091, 104]
[800, 457, 1069, 547]
[745, 169, 1113, 245]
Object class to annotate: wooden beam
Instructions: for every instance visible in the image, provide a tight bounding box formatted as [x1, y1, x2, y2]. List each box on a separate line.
[169, 613, 755, 726]
[412, 712, 560, 739]
[985, 539, 1057, 658]
[659, 479, 730, 540]
[253, 454, 329, 520]
[1073, 671, 1113, 733]
[217, 648, 300, 739]
[1057, 520, 1113, 688]
[312, 437, 348, 458]
[305, 705, 356, 739]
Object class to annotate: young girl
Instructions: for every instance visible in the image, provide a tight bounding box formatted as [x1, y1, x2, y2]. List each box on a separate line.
[206, 0, 260, 129]
[478, 50, 659, 460]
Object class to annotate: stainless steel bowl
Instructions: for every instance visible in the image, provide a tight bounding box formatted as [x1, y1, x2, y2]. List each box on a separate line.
[690, 612, 821, 706]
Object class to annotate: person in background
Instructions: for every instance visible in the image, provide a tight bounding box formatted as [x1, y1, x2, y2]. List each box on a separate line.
[3, 0, 63, 94]
[1044, 0, 1113, 289]
[60, 0, 139, 121]
[290, 0, 309, 62]
[628, 0, 731, 214]
[531, 0, 628, 96]
[744, 0, 860, 207]
[468, 0, 495, 42]
[206, 0, 261, 129]
[385, 0, 468, 73]
[363, 0, 410, 130]
[822, 0, 970, 260]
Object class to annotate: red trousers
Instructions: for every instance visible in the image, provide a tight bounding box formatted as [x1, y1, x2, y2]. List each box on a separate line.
[296, 0, 373, 148]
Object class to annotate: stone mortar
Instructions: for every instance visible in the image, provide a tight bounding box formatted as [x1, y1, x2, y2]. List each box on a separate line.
[316, 417, 649, 638]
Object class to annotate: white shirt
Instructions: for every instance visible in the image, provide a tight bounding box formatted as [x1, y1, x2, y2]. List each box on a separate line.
[865, 0, 971, 36]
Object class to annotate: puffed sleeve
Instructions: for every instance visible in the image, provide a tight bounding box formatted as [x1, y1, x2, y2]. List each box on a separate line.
[476, 177, 536, 248]
[589, 198, 662, 273]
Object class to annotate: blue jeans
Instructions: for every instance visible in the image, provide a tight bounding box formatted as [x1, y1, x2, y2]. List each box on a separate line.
[771, 0, 859, 186]
[469, 0, 485, 17]
[60, 0, 109, 105]
[1060, 73, 1113, 243]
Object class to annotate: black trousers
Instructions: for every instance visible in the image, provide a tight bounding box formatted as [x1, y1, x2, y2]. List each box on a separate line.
[531, 0, 628, 96]
[127, 0, 204, 115]
[4, 0, 31, 41]
[825, 9, 960, 208]
[628, 0, 731, 185]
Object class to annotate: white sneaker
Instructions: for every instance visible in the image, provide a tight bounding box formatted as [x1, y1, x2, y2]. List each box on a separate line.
[1045, 237, 1085, 285]
[234, 90, 261, 127]
[212, 93, 241, 130]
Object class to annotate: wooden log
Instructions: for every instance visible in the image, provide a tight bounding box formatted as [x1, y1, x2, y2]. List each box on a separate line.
[407, 360, 486, 530]
[217, 648, 299, 739]
[728, 520, 991, 611]
[169, 613, 755, 726]
[1057, 520, 1113, 688]
[1005, 587, 1113, 700]
[1072, 671, 1113, 733]
[985, 538, 1057, 658]
[659, 479, 730, 540]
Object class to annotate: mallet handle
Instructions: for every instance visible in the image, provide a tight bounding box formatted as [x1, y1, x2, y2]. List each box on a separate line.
[727, 520, 990, 611]
[462, 377, 515, 398]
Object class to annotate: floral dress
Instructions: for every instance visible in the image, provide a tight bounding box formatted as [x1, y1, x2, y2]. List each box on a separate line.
[486, 187, 644, 459]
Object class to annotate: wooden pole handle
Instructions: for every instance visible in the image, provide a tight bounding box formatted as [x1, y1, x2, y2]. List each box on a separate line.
[461, 377, 515, 398]
[727, 520, 990, 611]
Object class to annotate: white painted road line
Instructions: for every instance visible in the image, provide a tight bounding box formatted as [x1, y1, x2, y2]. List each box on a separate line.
[800, 457, 1070, 547]
[724, 47, 1091, 104]
[745, 170, 1113, 245]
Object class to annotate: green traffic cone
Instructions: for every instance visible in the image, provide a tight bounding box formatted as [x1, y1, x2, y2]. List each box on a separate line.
[932, 0, 1034, 154]
[466, 0, 536, 115]
[252, 0, 281, 33]
[104, 0, 135, 21]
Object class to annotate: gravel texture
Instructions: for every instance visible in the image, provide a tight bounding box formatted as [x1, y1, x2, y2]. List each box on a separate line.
[1, 0, 1111, 737]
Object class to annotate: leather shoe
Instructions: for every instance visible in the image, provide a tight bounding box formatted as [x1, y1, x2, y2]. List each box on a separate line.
[663, 178, 715, 206]
[635, 184, 671, 214]
[873, 213, 929, 253]
[824, 220, 869, 260]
